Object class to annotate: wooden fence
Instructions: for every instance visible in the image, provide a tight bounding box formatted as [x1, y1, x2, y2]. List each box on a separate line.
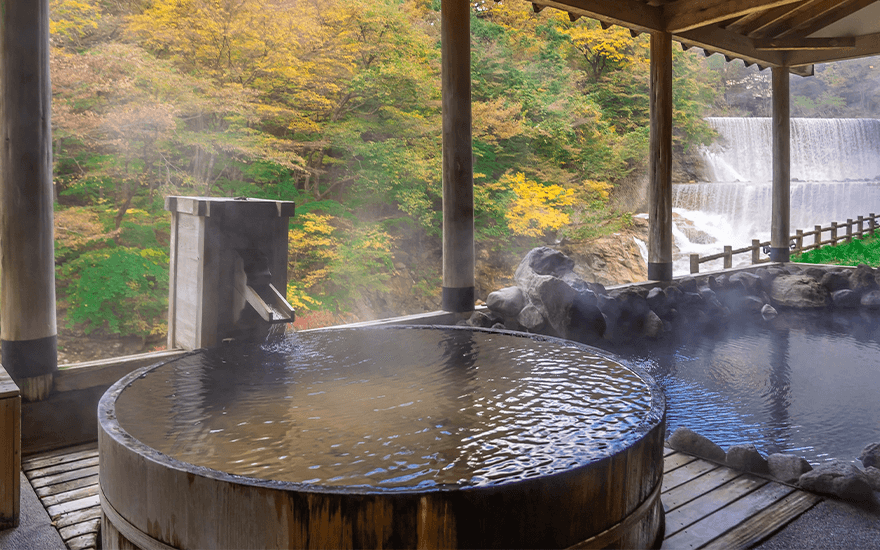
[689, 213, 878, 274]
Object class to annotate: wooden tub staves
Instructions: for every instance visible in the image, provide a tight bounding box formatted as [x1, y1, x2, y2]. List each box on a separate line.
[98, 327, 667, 549]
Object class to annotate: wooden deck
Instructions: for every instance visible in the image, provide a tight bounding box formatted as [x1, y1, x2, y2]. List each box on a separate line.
[21, 444, 100, 550]
[19, 445, 822, 550]
[660, 447, 823, 549]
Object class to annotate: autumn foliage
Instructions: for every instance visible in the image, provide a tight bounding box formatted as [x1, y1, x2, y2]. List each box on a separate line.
[50, 0, 719, 338]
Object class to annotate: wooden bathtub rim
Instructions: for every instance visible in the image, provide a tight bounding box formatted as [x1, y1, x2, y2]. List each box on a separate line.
[98, 326, 667, 549]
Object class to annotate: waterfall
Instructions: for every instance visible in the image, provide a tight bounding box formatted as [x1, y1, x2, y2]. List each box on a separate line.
[700, 117, 880, 183]
[669, 117, 880, 273]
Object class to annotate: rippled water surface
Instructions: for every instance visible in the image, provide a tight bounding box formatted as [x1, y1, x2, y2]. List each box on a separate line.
[605, 310, 880, 464]
[115, 328, 656, 489]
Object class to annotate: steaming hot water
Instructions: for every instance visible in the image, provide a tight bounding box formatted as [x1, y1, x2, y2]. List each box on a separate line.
[114, 327, 659, 488]
[671, 117, 880, 274]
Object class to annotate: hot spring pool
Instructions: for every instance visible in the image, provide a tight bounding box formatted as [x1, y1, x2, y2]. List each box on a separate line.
[602, 308, 880, 464]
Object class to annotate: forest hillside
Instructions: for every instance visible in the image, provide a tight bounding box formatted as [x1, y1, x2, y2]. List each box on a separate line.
[46, 0, 878, 360]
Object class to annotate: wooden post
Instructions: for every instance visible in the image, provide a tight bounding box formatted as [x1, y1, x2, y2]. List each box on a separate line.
[752, 239, 760, 264]
[857, 216, 864, 238]
[769, 66, 790, 263]
[723, 245, 732, 269]
[871, 213, 876, 236]
[831, 221, 838, 244]
[814, 225, 822, 246]
[795, 229, 803, 252]
[0, 366, 20, 529]
[648, 31, 673, 281]
[689, 254, 699, 274]
[846, 219, 853, 242]
[440, 0, 474, 312]
[0, 0, 57, 401]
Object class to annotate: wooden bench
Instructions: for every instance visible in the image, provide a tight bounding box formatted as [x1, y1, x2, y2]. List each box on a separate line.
[0, 365, 20, 529]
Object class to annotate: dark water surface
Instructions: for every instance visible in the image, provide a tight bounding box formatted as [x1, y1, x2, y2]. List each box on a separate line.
[602, 309, 880, 464]
[115, 327, 658, 489]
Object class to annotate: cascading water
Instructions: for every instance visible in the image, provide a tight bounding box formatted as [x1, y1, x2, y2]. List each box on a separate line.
[670, 117, 880, 273]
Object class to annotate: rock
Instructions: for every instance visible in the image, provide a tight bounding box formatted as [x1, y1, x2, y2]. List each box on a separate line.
[730, 271, 763, 293]
[517, 304, 547, 332]
[526, 275, 578, 337]
[667, 427, 726, 463]
[646, 286, 667, 315]
[861, 290, 880, 309]
[769, 275, 830, 308]
[767, 453, 812, 483]
[865, 466, 880, 492]
[486, 286, 526, 318]
[514, 247, 575, 286]
[798, 461, 874, 501]
[849, 264, 879, 294]
[820, 271, 851, 293]
[755, 268, 778, 291]
[726, 444, 769, 474]
[642, 310, 664, 339]
[802, 267, 827, 280]
[761, 304, 778, 320]
[468, 310, 496, 328]
[678, 277, 699, 294]
[859, 442, 880, 469]
[831, 289, 862, 309]
[565, 294, 607, 343]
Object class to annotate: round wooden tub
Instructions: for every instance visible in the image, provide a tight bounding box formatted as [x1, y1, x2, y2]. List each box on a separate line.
[98, 326, 666, 549]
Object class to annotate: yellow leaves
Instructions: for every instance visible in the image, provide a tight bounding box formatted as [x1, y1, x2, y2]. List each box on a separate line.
[472, 98, 524, 145]
[582, 179, 613, 201]
[500, 172, 575, 237]
[50, 0, 102, 46]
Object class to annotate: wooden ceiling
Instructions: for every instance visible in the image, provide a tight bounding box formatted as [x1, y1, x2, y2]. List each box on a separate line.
[529, 0, 880, 76]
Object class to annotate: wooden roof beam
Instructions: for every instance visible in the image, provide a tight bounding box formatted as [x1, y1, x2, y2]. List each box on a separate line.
[726, 2, 809, 36]
[785, 0, 879, 38]
[677, 23, 787, 66]
[754, 36, 857, 49]
[663, 0, 804, 34]
[786, 31, 880, 64]
[532, 0, 662, 34]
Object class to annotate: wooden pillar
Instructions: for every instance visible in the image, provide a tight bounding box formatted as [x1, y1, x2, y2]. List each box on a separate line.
[770, 66, 790, 263]
[0, 0, 57, 401]
[440, 0, 475, 312]
[648, 32, 673, 281]
[0, 366, 20, 528]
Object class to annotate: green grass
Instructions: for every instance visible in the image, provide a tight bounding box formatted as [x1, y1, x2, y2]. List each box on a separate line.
[792, 234, 880, 267]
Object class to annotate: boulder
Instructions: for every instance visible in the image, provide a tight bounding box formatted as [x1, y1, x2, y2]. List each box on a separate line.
[820, 271, 851, 293]
[859, 442, 880, 469]
[517, 304, 547, 332]
[866, 466, 880, 492]
[798, 461, 874, 502]
[667, 427, 726, 462]
[761, 304, 778, 320]
[726, 444, 769, 474]
[730, 271, 763, 293]
[642, 310, 664, 339]
[769, 275, 830, 308]
[849, 264, 878, 294]
[468, 310, 498, 328]
[564, 293, 607, 343]
[861, 291, 880, 310]
[831, 289, 861, 309]
[767, 453, 812, 483]
[646, 287, 668, 315]
[486, 286, 526, 318]
[514, 247, 575, 286]
[525, 275, 577, 337]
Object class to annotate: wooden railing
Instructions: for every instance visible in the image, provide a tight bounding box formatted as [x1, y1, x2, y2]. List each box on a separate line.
[689, 213, 879, 274]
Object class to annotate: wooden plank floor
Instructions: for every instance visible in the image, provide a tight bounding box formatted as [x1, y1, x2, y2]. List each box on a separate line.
[19, 444, 821, 550]
[21, 444, 100, 550]
[660, 447, 823, 549]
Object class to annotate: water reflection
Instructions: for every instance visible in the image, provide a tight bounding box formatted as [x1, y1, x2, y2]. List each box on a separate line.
[115, 328, 655, 488]
[603, 309, 880, 464]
